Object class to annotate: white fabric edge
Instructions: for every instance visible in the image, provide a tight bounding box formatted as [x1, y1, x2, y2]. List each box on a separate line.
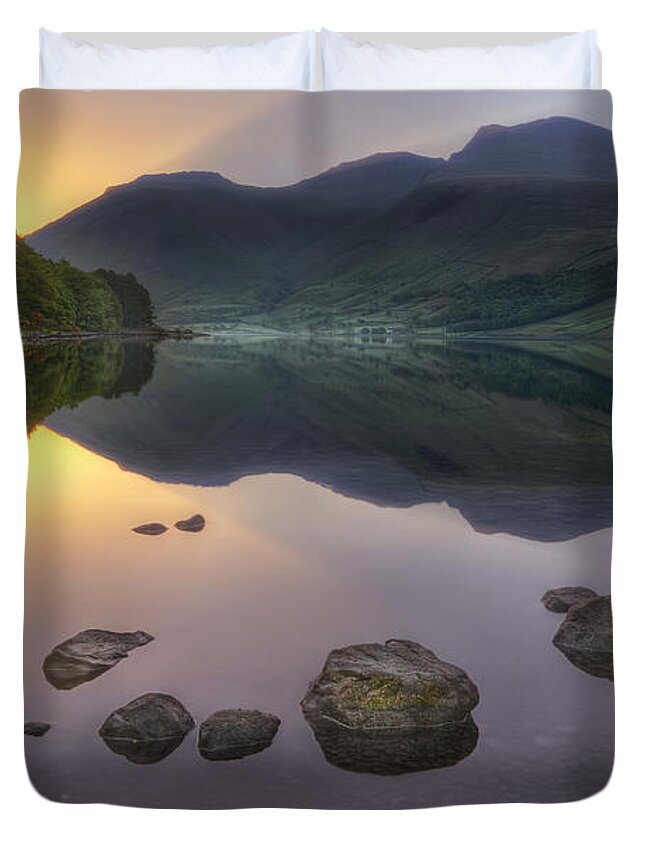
[319, 29, 600, 90]
[39, 29, 317, 90]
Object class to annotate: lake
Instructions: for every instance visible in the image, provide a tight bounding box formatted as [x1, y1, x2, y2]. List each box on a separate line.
[23, 336, 614, 808]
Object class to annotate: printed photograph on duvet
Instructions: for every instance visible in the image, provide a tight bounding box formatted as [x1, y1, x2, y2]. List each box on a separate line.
[17, 89, 616, 808]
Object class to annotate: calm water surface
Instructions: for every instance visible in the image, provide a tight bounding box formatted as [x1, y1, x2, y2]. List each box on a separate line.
[24, 338, 613, 808]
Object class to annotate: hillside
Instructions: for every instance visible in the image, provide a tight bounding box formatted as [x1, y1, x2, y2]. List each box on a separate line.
[26, 117, 617, 333]
[16, 237, 155, 334]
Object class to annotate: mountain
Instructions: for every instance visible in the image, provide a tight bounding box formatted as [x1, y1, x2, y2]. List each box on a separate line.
[447, 116, 616, 179]
[26, 117, 617, 331]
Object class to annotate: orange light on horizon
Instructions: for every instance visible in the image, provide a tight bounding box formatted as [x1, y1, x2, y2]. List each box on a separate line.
[17, 89, 297, 235]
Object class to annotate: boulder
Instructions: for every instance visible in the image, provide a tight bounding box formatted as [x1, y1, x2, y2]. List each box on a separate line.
[175, 514, 205, 533]
[301, 639, 479, 730]
[553, 595, 613, 680]
[43, 629, 154, 690]
[301, 639, 480, 775]
[198, 709, 280, 761]
[24, 721, 51, 737]
[132, 522, 168, 535]
[99, 693, 195, 764]
[541, 586, 598, 613]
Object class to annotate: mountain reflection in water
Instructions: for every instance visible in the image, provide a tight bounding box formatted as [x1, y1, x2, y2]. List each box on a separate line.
[23, 337, 614, 806]
[28, 336, 612, 543]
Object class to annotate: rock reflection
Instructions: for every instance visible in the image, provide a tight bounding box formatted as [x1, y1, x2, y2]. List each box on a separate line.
[100, 736, 186, 765]
[307, 715, 479, 776]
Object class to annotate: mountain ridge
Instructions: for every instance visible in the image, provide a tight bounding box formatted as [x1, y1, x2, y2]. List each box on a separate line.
[27, 116, 616, 332]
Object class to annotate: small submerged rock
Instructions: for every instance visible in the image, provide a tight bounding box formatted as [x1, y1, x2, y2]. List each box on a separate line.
[175, 513, 205, 533]
[553, 595, 613, 681]
[100, 693, 195, 765]
[198, 709, 280, 761]
[301, 639, 479, 775]
[132, 522, 168, 536]
[541, 586, 599, 613]
[24, 721, 51, 737]
[43, 629, 154, 690]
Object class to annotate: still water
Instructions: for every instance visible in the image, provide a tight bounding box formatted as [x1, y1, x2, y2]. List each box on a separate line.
[24, 337, 613, 808]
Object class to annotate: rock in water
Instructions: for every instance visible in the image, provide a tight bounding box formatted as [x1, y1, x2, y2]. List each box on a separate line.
[99, 693, 195, 764]
[302, 639, 479, 729]
[174, 513, 205, 532]
[553, 595, 613, 681]
[198, 709, 280, 761]
[301, 639, 480, 775]
[541, 586, 598, 613]
[24, 721, 51, 737]
[132, 522, 168, 535]
[43, 629, 154, 690]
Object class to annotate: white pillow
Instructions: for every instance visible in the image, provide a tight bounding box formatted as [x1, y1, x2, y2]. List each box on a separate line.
[40, 29, 316, 90]
[321, 30, 600, 90]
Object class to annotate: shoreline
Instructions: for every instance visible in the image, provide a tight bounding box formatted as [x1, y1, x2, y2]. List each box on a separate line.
[21, 328, 198, 344]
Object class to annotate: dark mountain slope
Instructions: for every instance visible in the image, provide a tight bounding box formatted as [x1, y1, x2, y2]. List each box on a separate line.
[446, 116, 616, 180]
[272, 119, 616, 327]
[27, 117, 617, 330]
[258, 152, 443, 226]
[28, 154, 442, 314]
[271, 175, 616, 327]
[28, 172, 288, 306]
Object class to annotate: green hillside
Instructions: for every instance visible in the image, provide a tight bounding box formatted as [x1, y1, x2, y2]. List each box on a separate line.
[437, 262, 616, 332]
[16, 236, 155, 334]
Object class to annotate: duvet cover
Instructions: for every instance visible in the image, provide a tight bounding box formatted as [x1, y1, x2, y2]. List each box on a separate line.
[18, 88, 616, 808]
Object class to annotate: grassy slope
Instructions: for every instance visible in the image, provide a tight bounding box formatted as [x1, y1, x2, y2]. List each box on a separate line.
[263, 176, 616, 330]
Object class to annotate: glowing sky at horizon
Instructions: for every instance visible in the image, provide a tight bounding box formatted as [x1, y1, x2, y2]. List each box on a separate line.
[17, 88, 612, 236]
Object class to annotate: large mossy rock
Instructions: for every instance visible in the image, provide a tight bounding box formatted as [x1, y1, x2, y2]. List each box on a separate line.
[99, 693, 195, 764]
[43, 629, 154, 690]
[198, 709, 280, 761]
[553, 595, 613, 681]
[301, 639, 480, 775]
[302, 639, 479, 729]
[541, 586, 598, 613]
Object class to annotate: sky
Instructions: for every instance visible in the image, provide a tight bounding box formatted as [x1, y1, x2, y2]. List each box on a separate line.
[17, 89, 612, 236]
